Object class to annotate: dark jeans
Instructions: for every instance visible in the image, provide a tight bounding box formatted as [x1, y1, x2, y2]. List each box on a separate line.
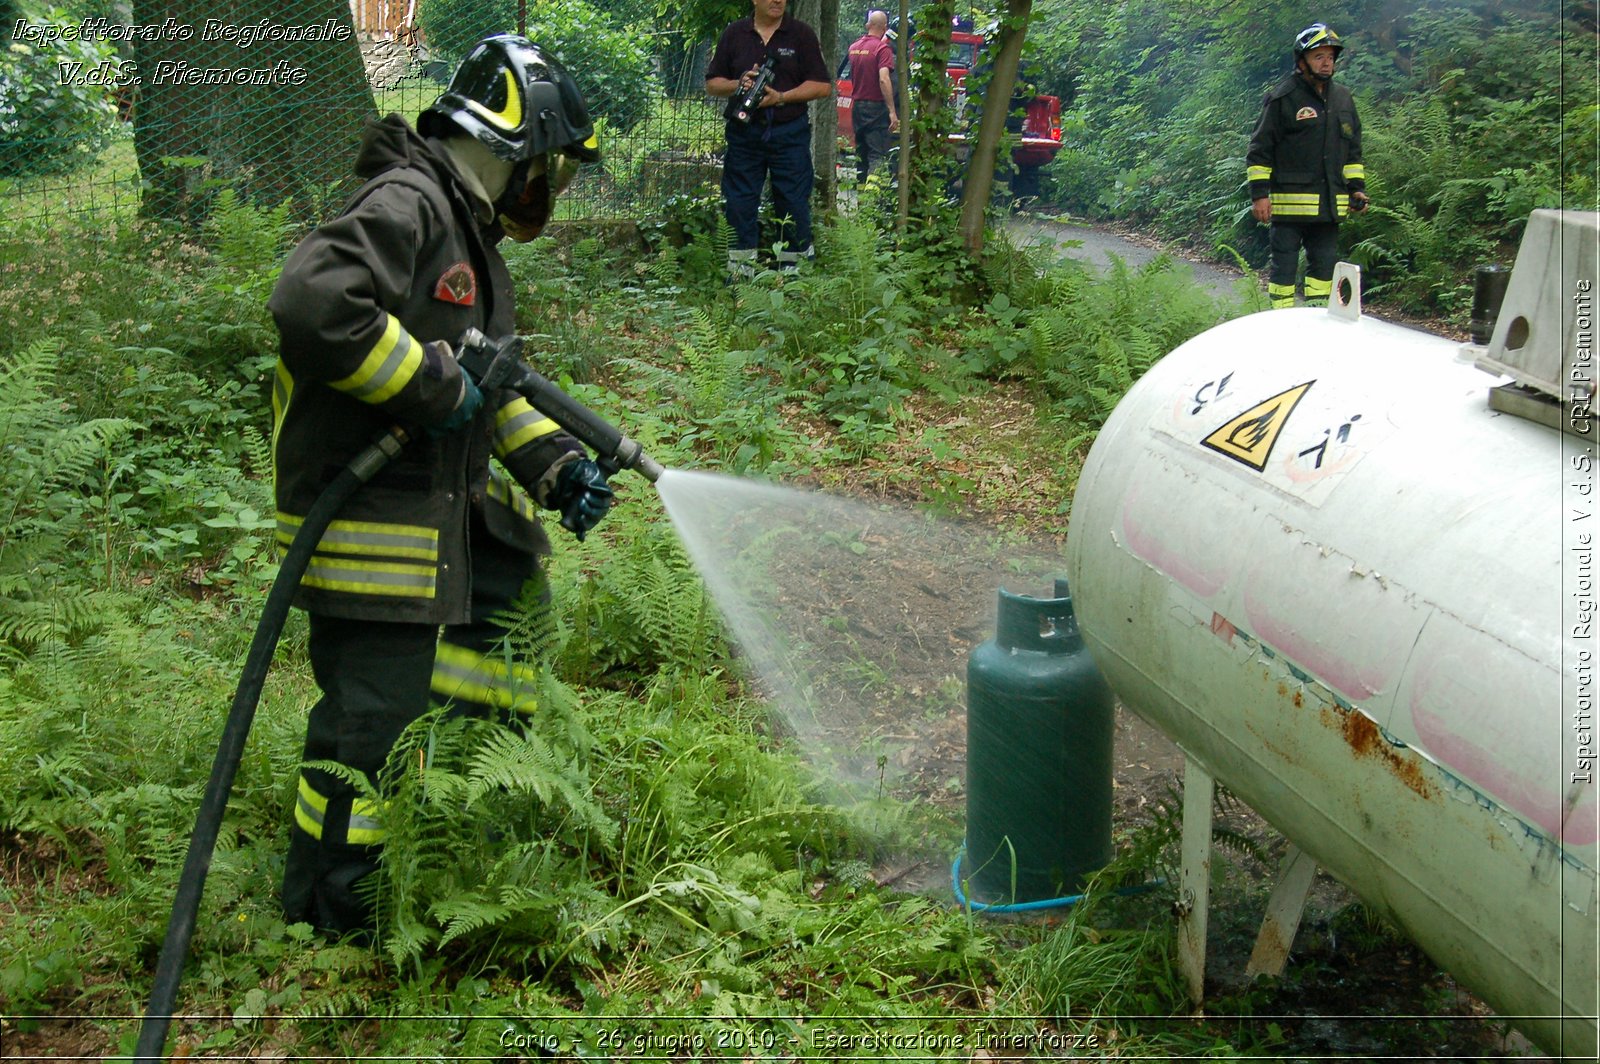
[852, 99, 892, 180]
[721, 116, 814, 253]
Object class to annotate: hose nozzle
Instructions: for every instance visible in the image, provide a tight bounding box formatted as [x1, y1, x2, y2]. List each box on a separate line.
[456, 330, 664, 483]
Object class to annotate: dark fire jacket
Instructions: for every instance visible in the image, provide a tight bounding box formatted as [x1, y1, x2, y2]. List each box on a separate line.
[268, 114, 582, 624]
[1246, 72, 1366, 225]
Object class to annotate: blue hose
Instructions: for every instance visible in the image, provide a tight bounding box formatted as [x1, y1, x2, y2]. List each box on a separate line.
[951, 843, 1163, 914]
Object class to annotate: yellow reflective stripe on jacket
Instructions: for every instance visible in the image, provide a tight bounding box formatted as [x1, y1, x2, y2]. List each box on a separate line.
[302, 557, 437, 598]
[271, 361, 295, 490]
[294, 774, 385, 844]
[277, 513, 440, 561]
[1343, 163, 1364, 181]
[1247, 165, 1272, 182]
[431, 641, 539, 713]
[486, 467, 539, 523]
[330, 313, 423, 404]
[1269, 192, 1322, 216]
[272, 361, 293, 426]
[494, 396, 562, 456]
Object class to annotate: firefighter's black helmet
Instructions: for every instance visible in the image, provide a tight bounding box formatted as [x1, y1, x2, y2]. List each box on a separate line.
[1293, 23, 1343, 60]
[420, 35, 600, 164]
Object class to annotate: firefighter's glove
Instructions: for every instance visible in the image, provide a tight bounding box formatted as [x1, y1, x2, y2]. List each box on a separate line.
[427, 368, 484, 438]
[551, 458, 613, 541]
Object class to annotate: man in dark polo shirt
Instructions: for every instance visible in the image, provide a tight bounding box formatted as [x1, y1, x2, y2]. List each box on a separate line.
[706, 0, 832, 278]
[846, 10, 898, 183]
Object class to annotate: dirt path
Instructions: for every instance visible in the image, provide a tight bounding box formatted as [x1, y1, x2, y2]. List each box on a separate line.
[1004, 215, 1247, 297]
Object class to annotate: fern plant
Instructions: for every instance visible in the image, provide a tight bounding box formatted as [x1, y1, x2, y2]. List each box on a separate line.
[206, 188, 293, 275]
[0, 338, 131, 646]
[1023, 253, 1228, 432]
[374, 688, 622, 972]
[557, 521, 722, 682]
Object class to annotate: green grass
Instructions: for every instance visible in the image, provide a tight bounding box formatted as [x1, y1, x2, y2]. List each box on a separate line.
[1, 127, 142, 229]
[1, 89, 725, 236]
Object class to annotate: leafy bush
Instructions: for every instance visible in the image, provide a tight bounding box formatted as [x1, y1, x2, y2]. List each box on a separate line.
[416, 0, 656, 132]
[0, 7, 120, 176]
[0, 202, 281, 596]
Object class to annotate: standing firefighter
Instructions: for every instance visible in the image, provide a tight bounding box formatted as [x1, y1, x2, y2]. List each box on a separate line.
[268, 35, 615, 938]
[1247, 23, 1369, 308]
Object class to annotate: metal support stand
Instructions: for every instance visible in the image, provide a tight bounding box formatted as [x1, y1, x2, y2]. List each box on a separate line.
[1175, 757, 1214, 1007]
[1245, 843, 1318, 979]
[1329, 260, 1362, 322]
[1174, 758, 1321, 1007]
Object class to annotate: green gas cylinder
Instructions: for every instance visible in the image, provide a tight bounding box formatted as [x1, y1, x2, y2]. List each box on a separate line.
[964, 579, 1113, 903]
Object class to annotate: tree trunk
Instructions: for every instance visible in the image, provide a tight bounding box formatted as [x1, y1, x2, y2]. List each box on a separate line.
[132, 0, 374, 223]
[894, 0, 911, 233]
[905, 0, 957, 232]
[242, 0, 375, 215]
[910, 0, 955, 159]
[957, 0, 1031, 255]
[131, 0, 224, 222]
[801, 0, 839, 215]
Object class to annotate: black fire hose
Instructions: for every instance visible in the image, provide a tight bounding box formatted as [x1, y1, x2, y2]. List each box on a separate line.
[135, 426, 410, 1063]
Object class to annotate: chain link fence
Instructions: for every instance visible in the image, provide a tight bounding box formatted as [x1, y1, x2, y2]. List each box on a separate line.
[1, 1, 727, 234]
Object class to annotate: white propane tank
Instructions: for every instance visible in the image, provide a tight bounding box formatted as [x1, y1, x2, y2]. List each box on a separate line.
[1067, 242, 1597, 1057]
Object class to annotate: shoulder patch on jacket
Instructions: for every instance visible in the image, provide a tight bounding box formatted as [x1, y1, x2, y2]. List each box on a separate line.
[1295, 105, 1318, 121]
[434, 262, 477, 306]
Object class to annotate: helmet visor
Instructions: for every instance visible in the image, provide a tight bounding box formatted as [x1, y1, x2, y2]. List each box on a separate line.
[499, 152, 580, 242]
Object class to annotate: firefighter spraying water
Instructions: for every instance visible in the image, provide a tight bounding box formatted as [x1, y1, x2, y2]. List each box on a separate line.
[136, 35, 663, 1061]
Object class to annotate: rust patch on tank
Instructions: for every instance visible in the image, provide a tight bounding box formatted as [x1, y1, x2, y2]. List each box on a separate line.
[1323, 706, 1437, 800]
[1342, 709, 1382, 757]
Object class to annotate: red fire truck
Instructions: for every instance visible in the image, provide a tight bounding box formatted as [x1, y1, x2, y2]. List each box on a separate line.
[835, 17, 1062, 195]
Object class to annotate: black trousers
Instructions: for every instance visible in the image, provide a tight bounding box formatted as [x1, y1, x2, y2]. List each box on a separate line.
[852, 99, 892, 181]
[281, 527, 545, 936]
[1268, 222, 1340, 306]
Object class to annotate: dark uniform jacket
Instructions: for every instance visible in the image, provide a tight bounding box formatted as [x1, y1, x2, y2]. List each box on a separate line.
[1246, 72, 1365, 225]
[269, 114, 582, 625]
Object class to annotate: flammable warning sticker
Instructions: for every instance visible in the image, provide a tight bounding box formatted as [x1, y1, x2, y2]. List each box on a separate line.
[1200, 381, 1314, 471]
[1156, 368, 1391, 508]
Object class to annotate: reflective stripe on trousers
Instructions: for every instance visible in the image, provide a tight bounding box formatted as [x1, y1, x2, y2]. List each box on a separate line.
[431, 640, 540, 714]
[295, 772, 386, 845]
